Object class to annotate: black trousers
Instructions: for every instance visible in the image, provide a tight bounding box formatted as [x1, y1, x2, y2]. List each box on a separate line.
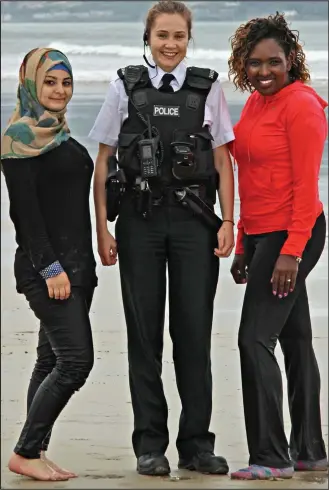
[115, 195, 219, 458]
[14, 282, 94, 458]
[239, 212, 327, 468]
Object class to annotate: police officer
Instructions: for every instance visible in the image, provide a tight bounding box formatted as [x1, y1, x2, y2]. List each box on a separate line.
[89, 0, 235, 477]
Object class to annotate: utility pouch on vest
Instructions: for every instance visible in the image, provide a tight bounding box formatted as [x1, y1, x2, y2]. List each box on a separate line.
[117, 133, 143, 176]
[105, 155, 127, 222]
[171, 141, 196, 180]
[171, 127, 215, 180]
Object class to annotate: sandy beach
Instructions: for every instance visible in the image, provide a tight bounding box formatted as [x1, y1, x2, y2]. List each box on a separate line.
[1, 78, 328, 489]
[1, 215, 328, 489]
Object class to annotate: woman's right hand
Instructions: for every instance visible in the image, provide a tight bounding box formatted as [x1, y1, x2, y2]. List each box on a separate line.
[46, 271, 71, 300]
[230, 254, 248, 284]
[97, 230, 117, 266]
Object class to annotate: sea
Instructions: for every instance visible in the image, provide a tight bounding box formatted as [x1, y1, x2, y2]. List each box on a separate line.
[1, 20, 328, 84]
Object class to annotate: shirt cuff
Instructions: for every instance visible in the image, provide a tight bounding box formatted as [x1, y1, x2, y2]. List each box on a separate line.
[39, 261, 64, 280]
[88, 129, 118, 147]
[235, 225, 245, 254]
[211, 131, 235, 149]
[280, 229, 314, 258]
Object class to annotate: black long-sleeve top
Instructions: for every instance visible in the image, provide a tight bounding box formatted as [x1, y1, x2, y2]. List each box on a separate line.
[2, 138, 97, 292]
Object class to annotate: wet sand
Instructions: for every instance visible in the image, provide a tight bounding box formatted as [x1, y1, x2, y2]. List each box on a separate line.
[1, 206, 328, 489]
[1, 81, 328, 488]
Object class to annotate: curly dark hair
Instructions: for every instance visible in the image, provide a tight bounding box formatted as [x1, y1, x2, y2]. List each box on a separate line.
[228, 12, 311, 92]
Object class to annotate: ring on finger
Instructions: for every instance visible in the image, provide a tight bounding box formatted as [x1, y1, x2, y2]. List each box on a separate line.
[286, 278, 292, 283]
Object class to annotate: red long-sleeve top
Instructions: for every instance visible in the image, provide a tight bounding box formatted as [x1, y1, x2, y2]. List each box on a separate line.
[231, 81, 327, 257]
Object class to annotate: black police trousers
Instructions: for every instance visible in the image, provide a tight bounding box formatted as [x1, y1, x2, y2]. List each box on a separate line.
[238, 212, 327, 468]
[115, 194, 219, 458]
[14, 281, 94, 458]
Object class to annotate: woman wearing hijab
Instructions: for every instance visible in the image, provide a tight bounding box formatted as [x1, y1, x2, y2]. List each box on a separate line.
[1, 48, 97, 481]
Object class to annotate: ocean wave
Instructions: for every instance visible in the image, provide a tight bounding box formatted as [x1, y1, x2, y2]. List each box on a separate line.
[1, 41, 328, 83]
[50, 41, 233, 60]
[2, 69, 328, 84]
[0, 69, 232, 83]
[48, 41, 328, 63]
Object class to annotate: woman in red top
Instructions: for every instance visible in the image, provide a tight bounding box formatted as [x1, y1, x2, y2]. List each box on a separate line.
[227, 13, 328, 480]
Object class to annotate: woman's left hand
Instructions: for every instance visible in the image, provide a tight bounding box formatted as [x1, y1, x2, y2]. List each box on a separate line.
[271, 254, 299, 298]
[214, 222, 235, 258]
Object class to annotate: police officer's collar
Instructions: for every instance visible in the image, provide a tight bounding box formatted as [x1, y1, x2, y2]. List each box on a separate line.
[146, 57, 187, 90]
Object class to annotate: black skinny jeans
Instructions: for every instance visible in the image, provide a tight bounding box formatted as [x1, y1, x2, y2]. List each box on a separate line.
[14, 282, 94, 459]
[115, 194, 219, 459]
[238, 212, 327, 468]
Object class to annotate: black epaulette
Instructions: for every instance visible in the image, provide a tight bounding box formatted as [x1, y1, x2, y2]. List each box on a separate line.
[185, 67, 218, 90]
[117, 65, 149, 94]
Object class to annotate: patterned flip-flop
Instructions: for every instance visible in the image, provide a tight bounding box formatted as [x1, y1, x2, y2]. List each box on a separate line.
[294, 459, 328, 471]
[231, 464, 294, 480]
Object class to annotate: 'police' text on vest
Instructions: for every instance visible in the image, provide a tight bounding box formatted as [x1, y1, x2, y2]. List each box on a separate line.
[153, 105, 180, 117]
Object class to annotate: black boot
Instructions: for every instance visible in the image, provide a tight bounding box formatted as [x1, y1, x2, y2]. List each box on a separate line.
[137, 452, 170, 476]
[178, 451, 229, 474]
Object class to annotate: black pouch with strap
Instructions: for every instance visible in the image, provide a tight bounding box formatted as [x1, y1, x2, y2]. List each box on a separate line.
[116, 65, 152, 179]
[170, 67, 219, 200]
[105, 155, 127, 221]
[181, 66, 218, 178]
[174, 187, 223, 231]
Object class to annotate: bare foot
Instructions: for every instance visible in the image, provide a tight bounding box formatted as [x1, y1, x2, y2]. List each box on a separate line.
[41, 451, 77, 478]
[8, 453, 69, 481]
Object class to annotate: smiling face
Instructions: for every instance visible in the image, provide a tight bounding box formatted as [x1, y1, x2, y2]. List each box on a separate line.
[39, 69, 73, 111]
[148, 13, 189, 72]
[245, 38, 292, 95]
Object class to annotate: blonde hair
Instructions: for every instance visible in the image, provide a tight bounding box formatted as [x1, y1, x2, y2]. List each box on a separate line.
[144, 0, 193, 41]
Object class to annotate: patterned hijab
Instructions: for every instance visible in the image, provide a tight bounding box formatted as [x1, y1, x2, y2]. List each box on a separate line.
[1, 48, 73, 160]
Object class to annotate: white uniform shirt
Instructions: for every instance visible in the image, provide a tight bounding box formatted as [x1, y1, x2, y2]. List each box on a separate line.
[89, 60, 235, 149]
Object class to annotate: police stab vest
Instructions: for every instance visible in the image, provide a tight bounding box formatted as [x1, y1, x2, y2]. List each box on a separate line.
[117, 64, 218, 190]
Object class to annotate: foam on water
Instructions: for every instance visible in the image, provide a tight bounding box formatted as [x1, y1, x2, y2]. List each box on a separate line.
[1, 42, 328, 83]
[47, 42, 328, 62]
[1, 19, 328, 83]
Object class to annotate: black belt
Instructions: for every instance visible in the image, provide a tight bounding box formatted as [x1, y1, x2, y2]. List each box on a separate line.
[127, 183, 222, 230]
[150, 182, 207, 201]
[126, 185, 179, 206]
